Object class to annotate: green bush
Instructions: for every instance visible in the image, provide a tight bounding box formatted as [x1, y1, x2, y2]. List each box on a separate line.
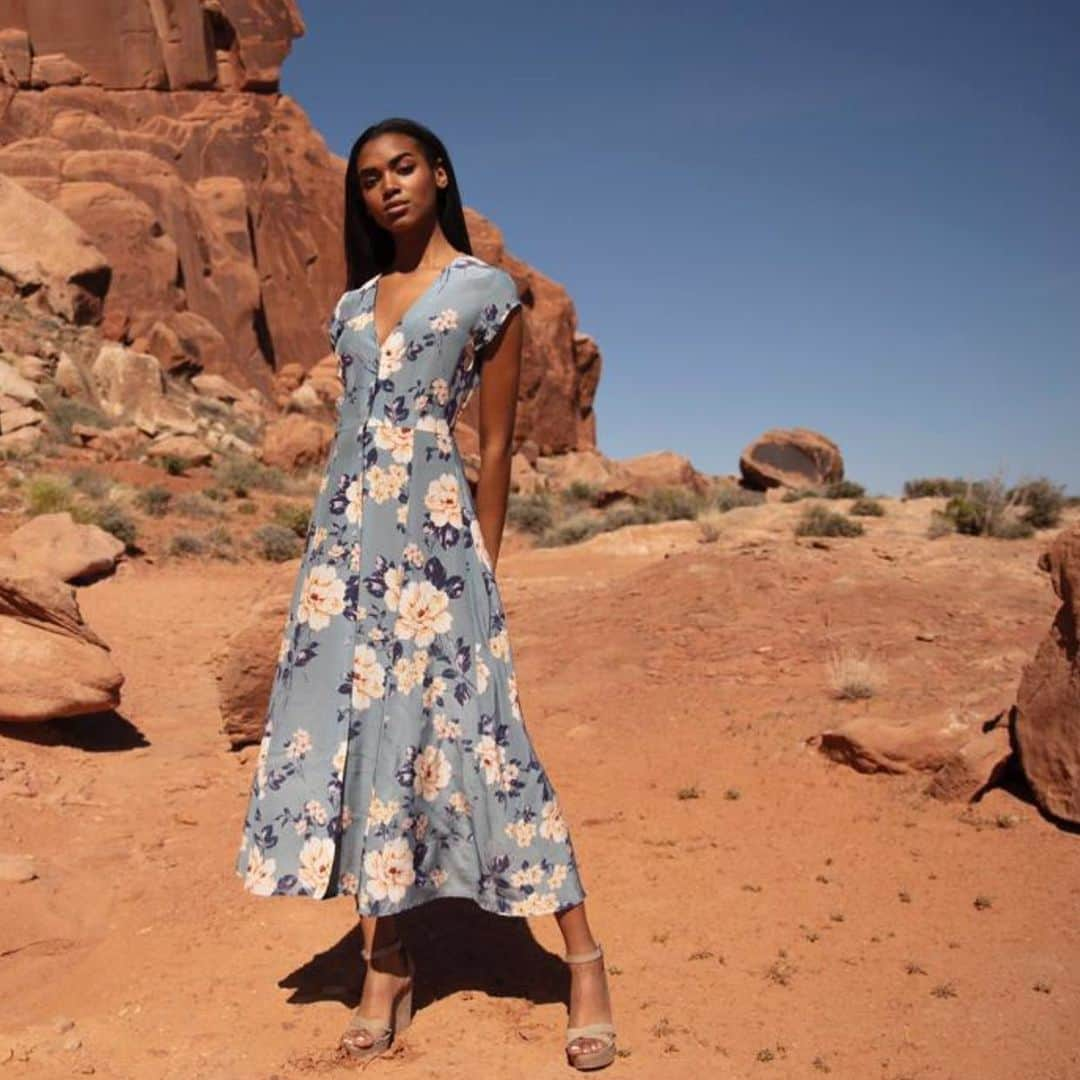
[781, 487, 823, 502]
[849, 497, 885, 516]
[174, 492, 226, 519]
[536, 514, 604, 547]
[507, 492, 555, 534]
[927, 510, 954, 539]
[601, 502, 662, 530]
[253, 523, 303, 561]
[45, 396, 115, 442]
[236, 500, 258, 515]
[794, 504, 864, 537]
[135, 485, 173, 518]
[214, 455, 287, 497]
[942, 478, 1034, 539]
[272, 501, 311, 537]
[90, 503, 138, 549]
[903, 476, 968, 498]
[714, 486, 766, 512]
[642, 485, 707, 520]
[825, 480, 866, 499]
[69, 468, 112, 499]
[1008, 477, 1066, 530]
[169, 532, 206, 556]
[24, 474, 73, 515]
[563, 480, 599, 505]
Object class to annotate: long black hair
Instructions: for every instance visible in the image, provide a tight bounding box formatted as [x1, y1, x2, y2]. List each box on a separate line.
[343, 118, 472, 290]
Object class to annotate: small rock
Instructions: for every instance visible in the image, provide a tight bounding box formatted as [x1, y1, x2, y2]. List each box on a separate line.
[915, 631, 937, 642]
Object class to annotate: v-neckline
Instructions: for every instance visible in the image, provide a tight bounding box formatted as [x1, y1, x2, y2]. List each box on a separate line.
[371, 254, 467, 352]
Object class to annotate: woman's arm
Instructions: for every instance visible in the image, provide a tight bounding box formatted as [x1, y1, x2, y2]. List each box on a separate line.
[473, 307, 524, 573]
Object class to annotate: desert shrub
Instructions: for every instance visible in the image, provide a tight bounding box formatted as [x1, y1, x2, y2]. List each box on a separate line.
[86, 503, 138, 549]
[927, 510, 954, 539]
[507, 492, 555, 534]
[794, 504, 864, 537]
[45, 396, 115, 441]
[536, 514, 604, 547]
[253, 523, 302, 561]
[601, 502, 662, 530]
[169, 532, 206, 556]
[1008, 477, 1066, 530]
[69, 468, 112, 499]
[205, 524, 239, 560]
[173, 492, 226, 519]
[272, 502, 311, 537]
[202, 486, 231, 502]
[214, 455, 287, 497]
[903, 476, 968, 498]
[714, 486, 766, 512]
[942, 477, 1034, 539]
[826, 644, 885, 700]
[849, 497, 885, 516]
[643, 485, 707, 521]
[236, 500, 258, 515]
[563, 480, 599, 505]
[135, 485, 172, 518]
[24, 473, 73, 515]
[781, 487, 823, 502]
[825, 480, 866, 499]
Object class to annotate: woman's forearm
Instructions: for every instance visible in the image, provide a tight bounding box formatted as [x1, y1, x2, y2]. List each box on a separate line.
[473, 446, 513, 572]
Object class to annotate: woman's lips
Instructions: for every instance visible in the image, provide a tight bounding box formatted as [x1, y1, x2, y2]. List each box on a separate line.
[384, 202, 408, 217]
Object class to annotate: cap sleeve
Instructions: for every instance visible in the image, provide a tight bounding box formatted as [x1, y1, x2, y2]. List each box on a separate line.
[470, 268, 522, 356]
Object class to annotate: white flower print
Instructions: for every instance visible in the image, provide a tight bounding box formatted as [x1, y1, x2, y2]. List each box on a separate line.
[340, 871, 359, 895]
[368, 463, 408, 503]
[510, 864, 546, 889]
[499, 760, 520, 793]
[416, 414, 450, 437]
[429, 308, 459, 334]
[489, 629, 510, 660]
[425, 473, 463, 529]
[422, 676, 445, 708]
[449, 791, 471, 815]
[378, 330, 407, 379]
[318, 472, 328, 492]
[475, 654, 490, 694]
[352, 643, 386, 711]
[394, 580, 453, 646]
[341, 804, 354, 832]
[366, 793, 400, 832]
[373, 419, 415, 463]
[505, 818, 537, 848]
[345, 478, 364, 525]
[510, 891, 559, 916]
[548, 863, 569, 890]
[349, 543, 362, 571]
[332, 739, 347, 778]
[433, 712, 461, 741]
[304, 799, 328, 826]
[429, 866, 448, 887]
[286, 728, 312, 759]
[473, 734, 505, 786]
[298, 836, 334, 894]
[539, 799, 569, 842]
[244, 846, 277, 895]
[364, 836, 416, 902]
[397, 505, 409, 525]
[346, 311, 373, 331]
[393, 649, 428, 695]
[297, 565, 345, 631]
[384, 565, 405, 611]
[414, 745, 452, 801]
[278, 633, 289, 664]
[402, 542, 424, 567]
[256, 733, 271, 791]
[312, 525, 328, 548]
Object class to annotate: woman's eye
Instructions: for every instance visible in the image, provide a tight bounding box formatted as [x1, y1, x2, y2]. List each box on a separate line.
[399, 163, 415, 175]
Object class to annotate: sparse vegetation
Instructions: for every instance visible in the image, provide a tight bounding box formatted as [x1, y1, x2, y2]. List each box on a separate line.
[714, 485, 766, 512]
[24, 473, 74, 515]
[507, 491, 555, 534]
[135, 485, 173, 518]
[272, 501, 311, 537]
[824, 480, 865, 499]
[213, 454, 287, 496]
[168, 532, 206, 557]
[794, 504, 864, 538]
[826, 644, 885, 700]
[253, 523, 303, 561]
[849, 497, 885, 516]
[173, 492, 227, 519]
[904, 476, 968, 498]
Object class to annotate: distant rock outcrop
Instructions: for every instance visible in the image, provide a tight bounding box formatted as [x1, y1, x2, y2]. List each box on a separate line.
[740, 427, 844, 491]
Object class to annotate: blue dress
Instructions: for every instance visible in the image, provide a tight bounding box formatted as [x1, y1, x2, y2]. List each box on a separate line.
[234, 254, 588, 918]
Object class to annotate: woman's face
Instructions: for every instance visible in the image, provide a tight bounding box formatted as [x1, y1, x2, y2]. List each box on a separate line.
[355, 133, 446, 233]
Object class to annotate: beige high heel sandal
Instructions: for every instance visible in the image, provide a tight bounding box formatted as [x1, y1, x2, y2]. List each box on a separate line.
[339, 937, 415, 1062]
[564, 941, 617, 1070]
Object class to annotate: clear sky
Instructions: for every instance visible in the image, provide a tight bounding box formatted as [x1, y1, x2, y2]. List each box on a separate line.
[281, 2, 1079, 497]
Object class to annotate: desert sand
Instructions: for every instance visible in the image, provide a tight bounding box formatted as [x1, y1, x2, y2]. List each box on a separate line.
[1, 495, 1077, 1079]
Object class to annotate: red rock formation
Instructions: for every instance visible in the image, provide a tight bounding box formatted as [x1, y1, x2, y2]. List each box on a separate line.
[1014, 523, 1080, 824]
[0, 1, 600, 454]
[740, 427, 844, 491]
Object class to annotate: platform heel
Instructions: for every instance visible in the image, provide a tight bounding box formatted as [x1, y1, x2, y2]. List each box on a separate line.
[339, 937, 415, 1063]
[564, 941, 617, 1070]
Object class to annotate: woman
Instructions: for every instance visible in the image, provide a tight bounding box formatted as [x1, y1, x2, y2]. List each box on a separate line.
[234, 117, 616, 1070]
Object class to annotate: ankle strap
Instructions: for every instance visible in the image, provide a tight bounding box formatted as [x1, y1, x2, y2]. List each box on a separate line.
[362, 938, 405, 961]
[564, 942, 603, 964]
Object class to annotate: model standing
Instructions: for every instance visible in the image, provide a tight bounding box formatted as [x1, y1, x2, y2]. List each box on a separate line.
[233, 117, 616, 1069]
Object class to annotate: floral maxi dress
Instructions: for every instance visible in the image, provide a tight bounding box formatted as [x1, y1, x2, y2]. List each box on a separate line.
[234, 254, 588, 918]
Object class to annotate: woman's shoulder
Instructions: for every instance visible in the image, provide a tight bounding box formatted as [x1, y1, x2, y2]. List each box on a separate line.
[454, 255, 517, 298]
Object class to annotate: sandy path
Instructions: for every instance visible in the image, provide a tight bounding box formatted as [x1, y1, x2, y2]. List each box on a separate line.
[1, 498, 1077, 1079]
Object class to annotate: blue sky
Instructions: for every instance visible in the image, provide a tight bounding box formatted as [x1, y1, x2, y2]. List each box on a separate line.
[282, 2, 1079, 497]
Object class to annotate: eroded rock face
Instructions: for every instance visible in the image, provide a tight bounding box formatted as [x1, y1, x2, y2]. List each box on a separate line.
[0, 3, 601, 455]
[740, 427, 844, 491]
[0, 569, 124, 721]
[3, 512, 127, 583]
[1014, 523, 1080, 824]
